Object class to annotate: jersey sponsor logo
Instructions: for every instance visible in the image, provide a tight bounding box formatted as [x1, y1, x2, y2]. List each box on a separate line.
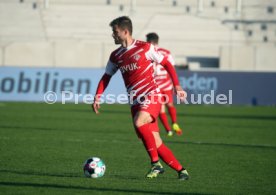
[119, 63, 140, 73]
[129, 48, 143, 61]
[133, 54, 141, 61]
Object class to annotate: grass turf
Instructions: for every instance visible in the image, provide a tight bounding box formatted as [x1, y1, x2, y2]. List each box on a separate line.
[0, 102, 276, 194]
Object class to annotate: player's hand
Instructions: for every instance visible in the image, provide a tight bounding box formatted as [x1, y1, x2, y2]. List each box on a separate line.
[92, 102, 100, 114]
[175, 85, 187, 102]
[92, 96, 101, 114]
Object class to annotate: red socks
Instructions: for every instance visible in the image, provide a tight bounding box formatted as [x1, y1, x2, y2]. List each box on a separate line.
[168, 106, 177, 123]
[159, 112, 171, 132]
[136, 123, 184, 172]
[157, 143, 183, 171]
[136, 124, 159, 162]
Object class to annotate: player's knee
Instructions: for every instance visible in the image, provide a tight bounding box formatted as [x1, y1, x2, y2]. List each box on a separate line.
[160, 106, 166, 113]
[133, 115, 152, 128]
[133, 118, 147, 128]
[153, 132, 163, 148]
[156, 138, 162, 148]
[133, 119, 141, 128]
[167, 103, 174, 108]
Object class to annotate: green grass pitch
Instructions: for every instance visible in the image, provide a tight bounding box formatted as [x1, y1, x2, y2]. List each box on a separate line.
[0, 102, 276, 194]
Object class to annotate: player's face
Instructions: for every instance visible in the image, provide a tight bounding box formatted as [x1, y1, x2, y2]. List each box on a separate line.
[112, 25, 127, 45]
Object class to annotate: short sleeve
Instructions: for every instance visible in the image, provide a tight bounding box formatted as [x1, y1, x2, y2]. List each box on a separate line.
[105, 60, 118, 76]
[145, 44, 164, 64]
[167, 54, 175, 66]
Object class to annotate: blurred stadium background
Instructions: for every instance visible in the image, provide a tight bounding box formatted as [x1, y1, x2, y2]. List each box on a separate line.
[1, 1, 276, 195]
[0, 0, 276, 70]
[0, 0, 276, 105]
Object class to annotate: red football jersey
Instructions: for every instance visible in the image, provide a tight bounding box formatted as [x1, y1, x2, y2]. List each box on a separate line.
[105, 40, 164, 104]
[154, 47, 175, 92]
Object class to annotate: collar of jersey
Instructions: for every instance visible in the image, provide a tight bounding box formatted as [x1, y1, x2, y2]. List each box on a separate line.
[123, 39, 137, 51]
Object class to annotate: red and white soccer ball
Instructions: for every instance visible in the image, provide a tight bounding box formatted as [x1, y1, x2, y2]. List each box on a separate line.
[83, 157, 106, 178]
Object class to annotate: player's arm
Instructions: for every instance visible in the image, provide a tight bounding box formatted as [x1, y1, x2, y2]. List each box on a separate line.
[92, 60, 118, 114]
[146, 45, 186, 102]
[160, 57, 186, 102]
[92, 73, 112, 114]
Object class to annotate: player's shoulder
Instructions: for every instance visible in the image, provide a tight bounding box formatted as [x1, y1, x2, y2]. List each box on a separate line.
[109, 46, 123, 62]
[135, 40, 151, 49]
[157, 47, 171, 55]
[110, 46, 122, 57]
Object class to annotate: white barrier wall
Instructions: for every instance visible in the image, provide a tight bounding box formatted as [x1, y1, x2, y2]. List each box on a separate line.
[5, 42, 53, 67]
[3, 41, 111, 68]
[3, 41, 276, 71]
[0, 48, 3, 65]
[0, 1, 276, 71]
[220, 46, 255, 70]
[220, 45, 276, 71]
[54, 41, 103, 68]
[256, 46, 276, 71]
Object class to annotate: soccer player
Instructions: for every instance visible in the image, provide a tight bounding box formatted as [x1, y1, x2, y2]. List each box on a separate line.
[92, 16, 189, 180]
[146, 32, 183, 137]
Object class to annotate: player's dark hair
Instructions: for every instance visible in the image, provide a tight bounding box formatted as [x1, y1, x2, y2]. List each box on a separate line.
[146, 32, 159, 44]
[110, 16, 133, 35]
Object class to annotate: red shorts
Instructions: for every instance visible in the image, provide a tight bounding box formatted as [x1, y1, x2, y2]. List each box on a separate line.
[131, 94, 161, 137]
[160, 89, 174, 104]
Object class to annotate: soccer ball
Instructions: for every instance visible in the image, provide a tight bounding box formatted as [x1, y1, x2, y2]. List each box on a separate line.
[83, 157, 106, 178]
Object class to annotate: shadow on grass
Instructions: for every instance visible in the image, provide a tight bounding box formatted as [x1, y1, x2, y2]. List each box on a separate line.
[178, 113, 276, 121]
[0, 170, 150, 181]
[0, 170, 178, 183]
[71, 109, 276, 121]
[0, 170, 81, 178]
[0, 181, 207, 195]
[167, 140, 276, 150]
[24, 106, 276, 121]
[59, 109, 130, 114]
[0, 125, 54, 131]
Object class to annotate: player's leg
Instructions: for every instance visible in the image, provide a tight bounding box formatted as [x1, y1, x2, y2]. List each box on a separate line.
[167, 102, 182, 135]
[152, 132, 189, 180]
[159, 104, 173, 136]
[133, 111, 159, 163]
[164, 90, 178, 124]
[165, 90, 183, 135]
[133, 111, 165, 178]
[167, 102, 177, 124]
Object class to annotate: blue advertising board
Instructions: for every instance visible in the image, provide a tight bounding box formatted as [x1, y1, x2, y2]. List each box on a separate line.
[0, 67, 275, 105]
[0, 67, 126, 103]
[178, 70, 276, 106]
